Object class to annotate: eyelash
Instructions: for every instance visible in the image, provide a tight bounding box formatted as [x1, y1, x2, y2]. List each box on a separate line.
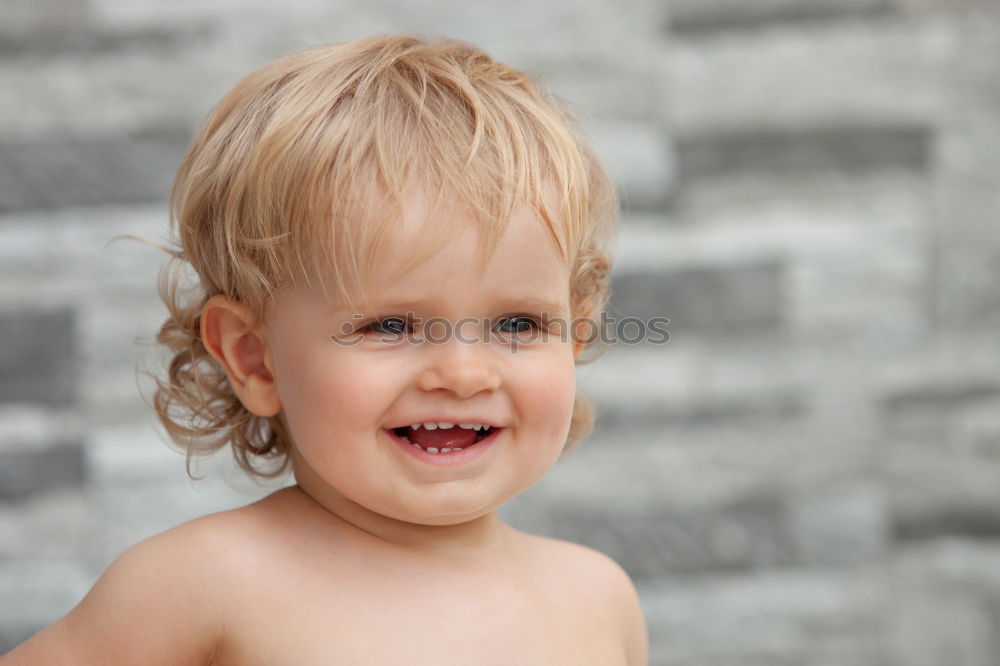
[360, 316, 414, 336]
[492, 315, 542, 334]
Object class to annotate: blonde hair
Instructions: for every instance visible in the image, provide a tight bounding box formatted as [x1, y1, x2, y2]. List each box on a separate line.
[155, 34, 617, 479]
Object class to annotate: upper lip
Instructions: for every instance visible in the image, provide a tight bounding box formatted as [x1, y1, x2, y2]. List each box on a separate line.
[387, 419, 503, 429]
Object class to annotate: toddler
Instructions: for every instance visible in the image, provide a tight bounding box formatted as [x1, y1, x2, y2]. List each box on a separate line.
[4, 34, 648, 665]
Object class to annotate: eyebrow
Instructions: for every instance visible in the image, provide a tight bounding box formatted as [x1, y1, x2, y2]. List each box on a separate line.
[349, 297, 569, 315]
[494, 298, 569, 315]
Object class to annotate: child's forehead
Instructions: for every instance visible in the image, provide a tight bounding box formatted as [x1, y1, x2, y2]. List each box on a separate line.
[310, 190, 572, 311]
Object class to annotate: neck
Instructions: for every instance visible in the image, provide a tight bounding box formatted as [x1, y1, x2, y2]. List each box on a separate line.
[285, 448, 508, 557]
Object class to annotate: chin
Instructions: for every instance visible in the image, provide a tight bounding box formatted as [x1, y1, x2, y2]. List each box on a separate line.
[395, 496, 499, 527]
[413, 513, 481, 527]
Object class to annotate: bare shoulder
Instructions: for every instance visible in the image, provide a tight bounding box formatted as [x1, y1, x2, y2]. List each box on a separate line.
[1, 491, 283, 666]
[517, 531, 649, 666]
[517, 531, 633, 602]
[525, 533, 626, 583]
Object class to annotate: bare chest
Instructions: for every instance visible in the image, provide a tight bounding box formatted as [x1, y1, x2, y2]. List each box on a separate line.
[215, 567, 626, 666]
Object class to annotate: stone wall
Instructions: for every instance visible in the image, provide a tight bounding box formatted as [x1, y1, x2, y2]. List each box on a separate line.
[3, 1, 1000, 663]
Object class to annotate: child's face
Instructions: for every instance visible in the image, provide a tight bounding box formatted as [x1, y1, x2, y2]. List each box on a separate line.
[262, 198, 577, 526]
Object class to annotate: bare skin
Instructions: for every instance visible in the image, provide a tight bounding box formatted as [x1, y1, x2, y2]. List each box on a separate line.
[2, 485, 647, 665]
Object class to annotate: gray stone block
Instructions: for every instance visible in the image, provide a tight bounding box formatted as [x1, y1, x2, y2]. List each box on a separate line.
[880, 375, 1000, 541]
[0, 204, 168, 288]
[609, 261, 786, 336]
[0, 487, 91, 560]
[541, 63, 665, 122]
[666, 0, 894, 35]
[593, 391, 805, 431]
[573, 346, 821, 442]
[0, 307, 76, 406]
[675, 125, 932, 184]
[882, 380, 1000, 421]
[587, 122, 677, 212]
[893, 506, 1000, 541]
[930, 239, 1000, 332]
[0, 558, 93, 643]
[506, 498, 796, 579]
[509, 486, 887, 579]
[635, 541, 1000, 665]
[0, 24, 213, 58]
[887, 542, 1000, 666]
[892, 0, 998, 12]
[0, 135, 188, 211]
[0, 443, 85, 500]
[85, 478, 281, 567]
[789, 487, 889, 566]
[0, 0, 90, 36]
[662, 14, 956, 137]
[639, 569, 886, 665]
[879, 375, 1000, 542]
[887, 587, 995, 666]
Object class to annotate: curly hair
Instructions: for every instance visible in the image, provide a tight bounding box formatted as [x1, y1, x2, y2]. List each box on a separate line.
[154, 34, 617, 479]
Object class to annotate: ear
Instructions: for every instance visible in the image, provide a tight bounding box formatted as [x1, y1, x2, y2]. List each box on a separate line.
[200, 295, 281, 417]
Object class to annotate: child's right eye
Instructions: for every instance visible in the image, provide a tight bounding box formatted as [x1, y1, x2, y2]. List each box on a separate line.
[363, 317, 412, 336]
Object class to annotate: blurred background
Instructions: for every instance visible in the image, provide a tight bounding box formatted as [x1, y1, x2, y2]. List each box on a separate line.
[3, 0, 1000, 663]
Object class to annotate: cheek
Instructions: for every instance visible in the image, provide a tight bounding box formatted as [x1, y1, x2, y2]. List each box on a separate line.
[272, 348, 396, 438]
[518, 349, 577, 437]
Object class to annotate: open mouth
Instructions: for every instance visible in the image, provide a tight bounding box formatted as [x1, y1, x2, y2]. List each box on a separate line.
[391, 423, 498, 454]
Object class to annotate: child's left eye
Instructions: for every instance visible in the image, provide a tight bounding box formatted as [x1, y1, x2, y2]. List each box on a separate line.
[492, 315, 540, 334]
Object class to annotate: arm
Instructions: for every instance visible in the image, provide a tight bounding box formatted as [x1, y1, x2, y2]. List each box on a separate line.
[559, 540, 649, 666]
[585, 546, 649, 665]
[614, 567, 649, 666]
[1, 522, 224, 666]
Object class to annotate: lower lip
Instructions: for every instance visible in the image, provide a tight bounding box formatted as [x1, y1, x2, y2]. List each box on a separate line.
[385, 428, 502, 466]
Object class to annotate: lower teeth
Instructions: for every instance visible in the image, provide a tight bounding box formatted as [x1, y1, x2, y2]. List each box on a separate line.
[409, 443, 463, 454]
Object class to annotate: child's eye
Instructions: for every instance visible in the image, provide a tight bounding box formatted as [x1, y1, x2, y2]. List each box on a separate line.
[363, 317, 412, 336]
[492, 315, 540, 335]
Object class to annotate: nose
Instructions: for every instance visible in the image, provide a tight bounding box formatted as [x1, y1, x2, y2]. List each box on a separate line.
[416, 334, 501, 399]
